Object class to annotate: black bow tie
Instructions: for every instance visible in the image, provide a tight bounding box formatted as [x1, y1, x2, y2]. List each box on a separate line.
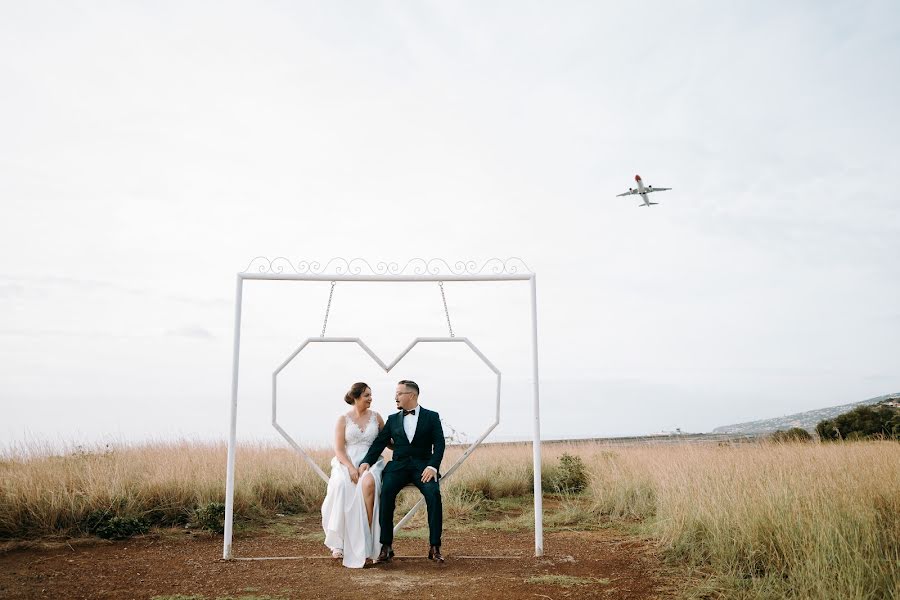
[402, 409, 416, 416]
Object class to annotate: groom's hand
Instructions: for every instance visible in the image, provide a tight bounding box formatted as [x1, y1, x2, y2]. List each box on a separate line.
[358, 463, 370, 476]
[421, 467, 437, 483]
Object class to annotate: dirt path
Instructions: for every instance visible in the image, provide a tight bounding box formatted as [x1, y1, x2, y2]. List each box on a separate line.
[0, 515, 689, 600]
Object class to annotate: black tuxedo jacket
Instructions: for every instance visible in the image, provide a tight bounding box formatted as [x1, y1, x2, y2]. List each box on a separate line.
[362, 407, 445, 476]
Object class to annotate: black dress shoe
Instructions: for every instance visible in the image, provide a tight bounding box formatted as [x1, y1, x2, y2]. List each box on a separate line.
[376, 545, 395, 563]
[428, 545, 444, 562]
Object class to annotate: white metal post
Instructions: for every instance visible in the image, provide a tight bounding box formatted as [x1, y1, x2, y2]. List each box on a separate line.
[530, 275, 543, 556]
[223, 275, 244, 560]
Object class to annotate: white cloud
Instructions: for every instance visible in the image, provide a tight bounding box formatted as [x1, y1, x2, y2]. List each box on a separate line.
[165, 326, 215, 340]
[1, 1, 898, 448]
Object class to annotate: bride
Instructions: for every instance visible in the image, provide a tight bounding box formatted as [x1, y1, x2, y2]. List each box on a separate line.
[321, 382, 386, 568]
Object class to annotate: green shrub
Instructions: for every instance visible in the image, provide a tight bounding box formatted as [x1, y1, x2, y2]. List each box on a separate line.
[768, 428, 812, 443]
[80, 501, 148, 540]
[544, 453, 589, 494]
[94, 516, 149, 540]
[81, 509, 112, 536]
[816, 405, 899, 441]
[194, 501, 226, 533]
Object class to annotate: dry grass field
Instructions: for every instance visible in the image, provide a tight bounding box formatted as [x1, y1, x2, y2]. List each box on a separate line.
[1, 439, 898, 599]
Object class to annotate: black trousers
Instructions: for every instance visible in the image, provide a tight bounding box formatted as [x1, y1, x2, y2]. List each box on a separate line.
[379, 465, 442, 547]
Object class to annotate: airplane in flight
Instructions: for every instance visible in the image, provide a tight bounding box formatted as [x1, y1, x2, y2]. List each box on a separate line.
[616, 174, 671, 207]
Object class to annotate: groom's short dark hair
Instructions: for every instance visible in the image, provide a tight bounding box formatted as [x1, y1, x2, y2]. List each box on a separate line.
[398, 380, 419, 396]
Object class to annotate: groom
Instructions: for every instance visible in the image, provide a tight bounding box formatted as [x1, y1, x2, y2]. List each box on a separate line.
[359, 379, 445, 563]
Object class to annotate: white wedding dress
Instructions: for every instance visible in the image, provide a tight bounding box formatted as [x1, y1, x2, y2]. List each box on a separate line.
[321, 411, 385, 568]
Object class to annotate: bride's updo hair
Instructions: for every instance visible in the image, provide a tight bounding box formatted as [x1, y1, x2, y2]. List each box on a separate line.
[344, 382, 370, 405]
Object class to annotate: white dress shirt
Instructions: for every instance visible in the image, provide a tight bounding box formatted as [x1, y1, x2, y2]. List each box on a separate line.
[402, 405, 437, 474]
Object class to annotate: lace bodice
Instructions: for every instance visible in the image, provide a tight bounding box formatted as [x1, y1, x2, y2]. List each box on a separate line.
[344, 412, 379, 449]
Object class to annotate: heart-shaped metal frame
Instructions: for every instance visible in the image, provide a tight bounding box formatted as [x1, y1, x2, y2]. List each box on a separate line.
[271, 336, 501, 532]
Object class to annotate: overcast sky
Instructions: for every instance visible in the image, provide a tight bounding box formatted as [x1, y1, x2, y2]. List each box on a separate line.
[2, 1, 898, 451]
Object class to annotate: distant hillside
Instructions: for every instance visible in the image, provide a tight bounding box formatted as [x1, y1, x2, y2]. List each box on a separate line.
[712, 393, 900, 435]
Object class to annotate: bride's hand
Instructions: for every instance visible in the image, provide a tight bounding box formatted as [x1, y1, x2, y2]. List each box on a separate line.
[348, 467, 359, 484]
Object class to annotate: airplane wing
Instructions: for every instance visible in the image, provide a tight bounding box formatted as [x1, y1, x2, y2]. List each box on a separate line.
[643, 186, 671, 194]
[616, 189, 639, 197]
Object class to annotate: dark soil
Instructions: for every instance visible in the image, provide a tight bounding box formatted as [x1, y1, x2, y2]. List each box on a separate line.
[0, 514, 692, 600]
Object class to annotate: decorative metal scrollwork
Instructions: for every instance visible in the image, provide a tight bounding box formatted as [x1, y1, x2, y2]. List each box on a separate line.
[242, 257, 532, 275]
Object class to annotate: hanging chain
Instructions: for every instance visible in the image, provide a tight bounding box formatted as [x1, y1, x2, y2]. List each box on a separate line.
[438, 281, 455, 338]
[320, 281, 336, 338]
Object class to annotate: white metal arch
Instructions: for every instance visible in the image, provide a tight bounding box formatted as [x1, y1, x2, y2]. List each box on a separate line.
[271, 337, 501, 535]
[222, 258, 543, 560]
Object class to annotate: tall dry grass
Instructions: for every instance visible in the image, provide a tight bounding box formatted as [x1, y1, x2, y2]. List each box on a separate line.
[2, 439, 898, 598]
[0, 440, 549, 538]
[0, 441, 326, 537]
[584, 442, 900, 599]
